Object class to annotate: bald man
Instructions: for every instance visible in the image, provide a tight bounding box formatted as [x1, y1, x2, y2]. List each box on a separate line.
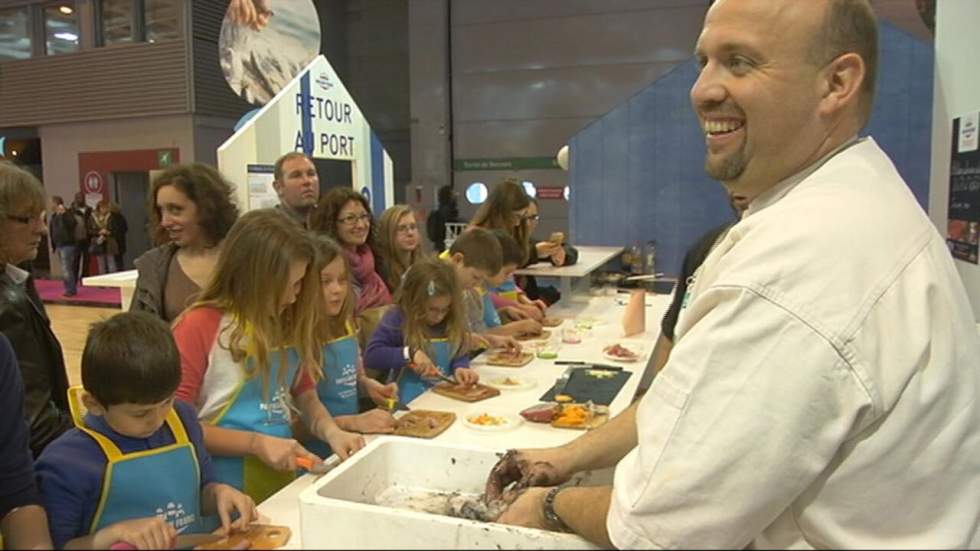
[486, 1, 980, 547]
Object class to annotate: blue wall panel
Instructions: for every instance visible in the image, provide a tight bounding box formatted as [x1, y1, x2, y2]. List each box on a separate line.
[569, 21, 933, 278]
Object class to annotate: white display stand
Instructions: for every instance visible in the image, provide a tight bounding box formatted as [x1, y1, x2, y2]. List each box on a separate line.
[257, 292, 671, 548]
[513, 245, 624, 300]
[81, 269, 137, 310]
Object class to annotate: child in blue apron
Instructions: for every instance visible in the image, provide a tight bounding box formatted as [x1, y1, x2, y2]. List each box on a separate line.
[171, 210, 365, 504]
[34, 312, 256, 549]
[302, 236, 397, 458]
[364, 257, 478, 404]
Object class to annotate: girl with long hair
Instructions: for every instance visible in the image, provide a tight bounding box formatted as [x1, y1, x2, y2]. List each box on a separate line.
[375, 205, 426, 292]
[302, 235, 397, 457]
[363, 258, 477, 404]
[172, 210, 364, 503]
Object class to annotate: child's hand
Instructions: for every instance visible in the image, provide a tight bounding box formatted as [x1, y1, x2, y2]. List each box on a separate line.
[325, 428, 366, 460]
[250, 433, 316, 471]
[410, 351, 441, 378]
[361, 377, 398, 406]
[454, 368, 479, 387]
[531, 299, 549, 313]
[354, 409, 396, 434]
[211, 483, 257, 536]
[485, 334, 521, 353]
[499, 305, 530, 321]
[94, 516, 175, 550]
[514, 319, 543, 336]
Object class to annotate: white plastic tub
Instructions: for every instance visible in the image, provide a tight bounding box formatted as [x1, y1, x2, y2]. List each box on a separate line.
[298, 437, 604, 549]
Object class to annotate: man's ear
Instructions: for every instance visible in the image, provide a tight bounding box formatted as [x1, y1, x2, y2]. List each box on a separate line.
[818, 52, 865, 118]
[272, 178, 285, 197]
[80, 391, 107, 416]
[450, 252, 465, 266]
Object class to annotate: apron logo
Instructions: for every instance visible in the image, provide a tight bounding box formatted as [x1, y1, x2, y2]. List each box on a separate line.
[156, 502, 196, 532]
[259, 385, 292, 424]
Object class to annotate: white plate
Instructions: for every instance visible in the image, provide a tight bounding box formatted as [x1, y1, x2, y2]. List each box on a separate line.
[483, 375, 537, 391]
[602, 343, 642, 363]
[461, 411, 523, 432]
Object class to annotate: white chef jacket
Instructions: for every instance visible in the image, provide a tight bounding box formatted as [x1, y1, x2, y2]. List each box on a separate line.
[608, 138, 980, 549]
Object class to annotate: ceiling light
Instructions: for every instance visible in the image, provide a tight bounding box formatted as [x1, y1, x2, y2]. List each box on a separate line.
[54, 32, 78, 41]
[59, 5, 74, 15]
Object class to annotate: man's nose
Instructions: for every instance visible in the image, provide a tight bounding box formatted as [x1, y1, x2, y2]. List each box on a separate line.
[690, 63, 727, 110]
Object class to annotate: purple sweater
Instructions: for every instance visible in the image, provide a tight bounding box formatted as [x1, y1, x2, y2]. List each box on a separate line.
[363, 307, 469, 376]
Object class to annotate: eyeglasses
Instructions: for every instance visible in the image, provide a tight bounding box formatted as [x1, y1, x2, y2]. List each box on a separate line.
[396, 223, 418, 234]
[5, 212, 44, 226]
[337, 213, 371, 226]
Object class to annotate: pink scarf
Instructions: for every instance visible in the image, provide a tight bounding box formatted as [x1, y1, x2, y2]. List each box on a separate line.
[344, 244, 392, 314]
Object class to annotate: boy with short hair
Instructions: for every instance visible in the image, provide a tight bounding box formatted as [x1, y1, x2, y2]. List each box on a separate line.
[480, 230, 543, 338]
[35, 312, 255, 550]
[439, 228, 521, 351]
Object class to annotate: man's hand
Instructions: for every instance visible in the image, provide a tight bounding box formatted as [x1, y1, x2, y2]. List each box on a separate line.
[485, 448, 572, 501]
[495, 487, 550, 530]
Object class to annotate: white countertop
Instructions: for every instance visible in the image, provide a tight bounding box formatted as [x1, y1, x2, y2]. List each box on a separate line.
[81, 269, 138, 289]
[513, 245, 623, 279]
[257, 292, 671, 548]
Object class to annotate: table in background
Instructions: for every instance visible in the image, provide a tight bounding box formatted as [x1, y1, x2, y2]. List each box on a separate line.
[258, 292, 672, 548]
[82, 269, 138, 310]
[513, 245, 623, 300]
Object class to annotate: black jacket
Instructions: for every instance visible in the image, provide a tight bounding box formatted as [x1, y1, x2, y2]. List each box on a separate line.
[48, 211, 77, 249]
[0, 265, 72, 457]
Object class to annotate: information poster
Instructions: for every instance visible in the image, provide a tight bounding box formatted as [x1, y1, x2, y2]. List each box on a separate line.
[947, 111, 980, 264]
[247, 164, 279, 210]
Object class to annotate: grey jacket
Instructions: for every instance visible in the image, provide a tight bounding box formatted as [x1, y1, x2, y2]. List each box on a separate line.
[130, 243, 178, 320]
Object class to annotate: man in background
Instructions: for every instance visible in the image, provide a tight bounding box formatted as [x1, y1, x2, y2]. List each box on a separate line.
[47, 196, 79, 297]
[273, 152, 320, 229]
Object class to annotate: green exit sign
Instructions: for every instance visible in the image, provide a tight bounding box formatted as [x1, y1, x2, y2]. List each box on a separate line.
[157, 150, 173, 168]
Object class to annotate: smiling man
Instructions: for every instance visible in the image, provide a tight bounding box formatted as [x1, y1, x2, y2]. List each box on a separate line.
[488, 1, 980, 548]
[273, 152, 320, 229]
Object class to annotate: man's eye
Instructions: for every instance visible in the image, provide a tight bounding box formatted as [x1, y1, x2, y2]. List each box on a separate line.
[729, 56, 752, 72]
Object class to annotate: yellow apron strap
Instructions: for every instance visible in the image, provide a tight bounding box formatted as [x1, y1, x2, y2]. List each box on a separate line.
[67, 385, 88, 428]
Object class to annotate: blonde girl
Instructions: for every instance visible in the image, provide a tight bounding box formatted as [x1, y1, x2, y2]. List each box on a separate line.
[375, 205, 427, 292]
[303, 235, 397, 457]
[172, 210, 364, 503]
[363, 257, 477, 404]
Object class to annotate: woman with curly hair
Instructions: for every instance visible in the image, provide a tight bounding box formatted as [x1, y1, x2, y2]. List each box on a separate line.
[130, 163, 240, 322]
[310, 187, 391, 314]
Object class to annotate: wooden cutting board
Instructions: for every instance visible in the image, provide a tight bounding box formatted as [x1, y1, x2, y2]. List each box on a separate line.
[516, 329, 551, 342]
[393, 410, 456, 438]
[485, 351, 535, 367]
[550, 404, 610, 430]
[195, 525, 291, 550]
[431, 382, 501, 402]
[541, 317, 564, 328]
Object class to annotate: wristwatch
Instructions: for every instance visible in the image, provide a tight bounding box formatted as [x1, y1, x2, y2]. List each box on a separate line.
[542, 486, 571, 533]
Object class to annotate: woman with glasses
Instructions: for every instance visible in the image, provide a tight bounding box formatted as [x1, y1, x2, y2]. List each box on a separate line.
[311, 187, 392, 314]
[469, 178, 547, 320]
[375, 205, 427, 293]
[519, 197, 579, 305]
[0, 161, 72, 458]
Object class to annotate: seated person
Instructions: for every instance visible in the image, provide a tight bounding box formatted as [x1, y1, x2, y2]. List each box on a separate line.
[516, 197, 579, 304]
[481, 229, 544, 338]
[35, 312, 255, 549]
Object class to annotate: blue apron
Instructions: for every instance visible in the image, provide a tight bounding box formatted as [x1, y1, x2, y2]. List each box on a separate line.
[65, 386, 207, 537]
[304, 326, 360, 458]
[397, 338, 453, 404]
[210, 350, 300, 504]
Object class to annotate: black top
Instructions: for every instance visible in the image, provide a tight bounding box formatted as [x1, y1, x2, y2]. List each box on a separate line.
[661, 223, 733, 341]
[0, 333, 42, 519]
[0, 265, 72, 457]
